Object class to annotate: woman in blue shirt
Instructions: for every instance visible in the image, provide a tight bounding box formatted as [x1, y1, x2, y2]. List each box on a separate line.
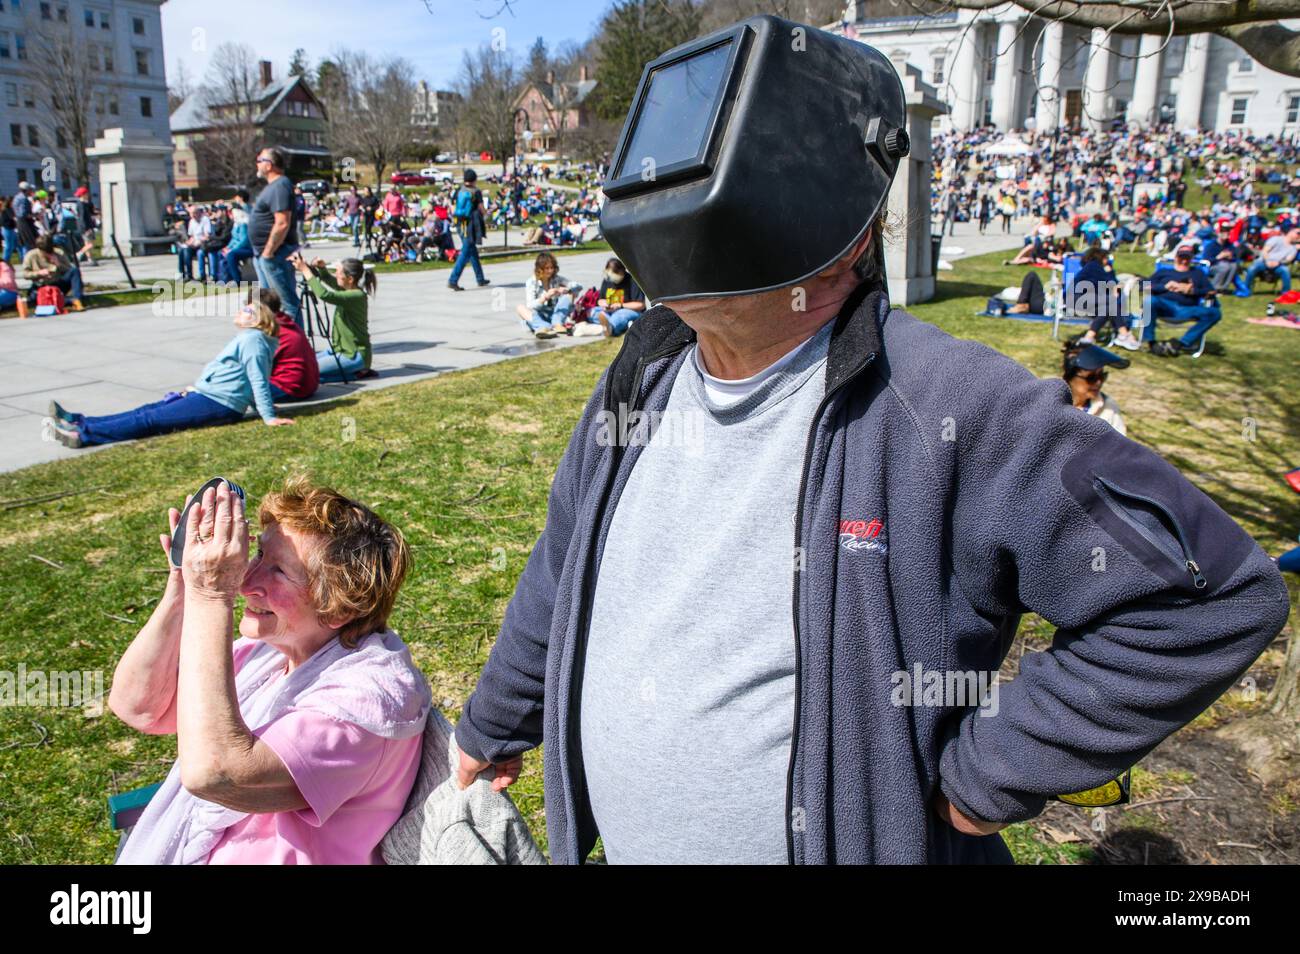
[47, 302, 294, 447]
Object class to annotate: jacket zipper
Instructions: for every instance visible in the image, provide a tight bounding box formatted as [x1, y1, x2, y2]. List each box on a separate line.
[1093, 476, 1207, 589]
[785, 349, 878, 865]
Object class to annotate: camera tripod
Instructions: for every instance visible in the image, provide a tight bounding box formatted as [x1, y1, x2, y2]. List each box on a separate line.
[297, 275, 350, 384]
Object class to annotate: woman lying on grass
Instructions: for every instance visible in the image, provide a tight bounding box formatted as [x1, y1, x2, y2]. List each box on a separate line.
[48, 301, 294, 447]
[111, 477, 431, 864]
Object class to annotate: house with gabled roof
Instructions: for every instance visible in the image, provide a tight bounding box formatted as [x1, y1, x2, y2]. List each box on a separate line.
[170, 60, 330, 193]
[513, 65, 597, 157]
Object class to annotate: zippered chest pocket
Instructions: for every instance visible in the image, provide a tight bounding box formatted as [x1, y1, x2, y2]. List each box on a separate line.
[1092, 476, 1207, 591]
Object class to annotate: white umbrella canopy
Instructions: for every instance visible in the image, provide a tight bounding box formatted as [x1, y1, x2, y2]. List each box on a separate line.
[981, 135, 1035, 157]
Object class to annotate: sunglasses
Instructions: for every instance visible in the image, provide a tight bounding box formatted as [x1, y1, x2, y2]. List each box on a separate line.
[1075, 370, 1108, 384]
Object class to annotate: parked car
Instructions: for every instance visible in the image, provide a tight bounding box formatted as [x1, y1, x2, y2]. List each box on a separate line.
[391, 171, 426, 185]
[298, 178, 331, 197]
[419, 167, 454, 183]
[434, 152, 455, 163]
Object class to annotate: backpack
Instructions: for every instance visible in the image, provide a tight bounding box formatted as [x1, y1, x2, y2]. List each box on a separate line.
[36, 284, 67, 315]
[454, 187, 473, 219]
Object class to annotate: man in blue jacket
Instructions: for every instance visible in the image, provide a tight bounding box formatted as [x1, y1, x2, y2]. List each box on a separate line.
[1144, 246, 1222, 356]
[452, 17, 1289, 864]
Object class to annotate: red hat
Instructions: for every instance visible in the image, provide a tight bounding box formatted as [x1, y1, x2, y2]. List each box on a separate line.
[74, 186, 89, 197]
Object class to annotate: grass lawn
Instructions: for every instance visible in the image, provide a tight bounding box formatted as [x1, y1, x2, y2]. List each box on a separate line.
[0, 246, 1296, 864]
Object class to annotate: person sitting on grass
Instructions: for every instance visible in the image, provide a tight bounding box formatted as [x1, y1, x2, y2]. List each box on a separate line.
[0, 258, 28, 317]
[48, 300, 294, 447]
[516, 251, 579, 340]
[1061, 342, 1129, 436]
[1143, 244, 1223, 357]
[291, 253, 377, 382]
[111, 476, 430, 865]
[1071, 246, 1141, 351]
[257, 287, 319, 402]
[582, 257, 646, 337]
[22, 234, 84, 311]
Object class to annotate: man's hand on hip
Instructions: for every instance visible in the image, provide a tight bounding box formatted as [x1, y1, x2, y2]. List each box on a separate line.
[932, 791, 1006, 836]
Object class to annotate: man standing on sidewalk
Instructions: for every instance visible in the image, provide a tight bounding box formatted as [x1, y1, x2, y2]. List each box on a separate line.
[447, 169, 489, 291]
[250, 146, 301, 325]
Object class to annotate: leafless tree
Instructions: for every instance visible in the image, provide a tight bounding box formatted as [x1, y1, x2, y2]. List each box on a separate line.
[190, 42, 265, 191]
[317, 50, 418, 184]
[168, 60, 194, 115]
[456, 44, 522, 174]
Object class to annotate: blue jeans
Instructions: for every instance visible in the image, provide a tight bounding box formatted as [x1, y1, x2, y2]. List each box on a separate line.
[1245, 259, 1292, 293]
[1, 227, 16, 263]
[75, 392, 241, 446]
[221, 247, 254, 284]
[177, 246, 195, 280]
[349, 214, 361, 246]
[590, 306, 640, 336]
[316, 348, 366, 383]
[449, 235, 485, 285]
[1145, 297, 1222, 347]
[527, 294, 572, 331]
[253, 246, 301, 326]
[203, 250, 222, 282]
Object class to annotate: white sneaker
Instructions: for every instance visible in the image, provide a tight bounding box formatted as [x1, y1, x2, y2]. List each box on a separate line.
[571, 322, 603, 336]
[1113, 334, 1141, 352]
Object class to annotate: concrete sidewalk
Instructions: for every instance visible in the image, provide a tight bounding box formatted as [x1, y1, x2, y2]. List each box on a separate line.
[1, 249, 617, 474]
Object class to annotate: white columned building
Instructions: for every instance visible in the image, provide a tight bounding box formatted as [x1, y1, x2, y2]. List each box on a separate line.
[1034, 20, 1064, 132]
[989, 18, 1022, 131]
[1128, 33, 1165, 127]
[835, 1, 1300, 137]
[1081, 28, 1113, 132]
[1175, 33, 1211, 129]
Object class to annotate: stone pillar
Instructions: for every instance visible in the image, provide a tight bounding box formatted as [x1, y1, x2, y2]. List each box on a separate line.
[1082, 28, 1112, 132]
[947, 17, 982, 131]
[86, 127, 175, 255]
[1034, 20, 1064, 132]
[886, 51, 947, 306]
[990, 19, 1022, 131]
[1174, 33, 1210, 130]
[1128, 33, 1164, 127]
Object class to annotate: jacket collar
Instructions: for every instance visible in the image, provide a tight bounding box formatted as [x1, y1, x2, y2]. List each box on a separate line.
[604, 279, 888, 416]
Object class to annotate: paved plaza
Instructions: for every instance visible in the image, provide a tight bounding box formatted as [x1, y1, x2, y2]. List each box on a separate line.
[0, 220, 1021, 473]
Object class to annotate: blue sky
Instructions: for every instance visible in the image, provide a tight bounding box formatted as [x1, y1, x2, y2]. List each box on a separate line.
[161, 0, 613, 92]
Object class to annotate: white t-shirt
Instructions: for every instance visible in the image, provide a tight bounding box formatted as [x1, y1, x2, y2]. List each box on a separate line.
[692, 328, 826, 408]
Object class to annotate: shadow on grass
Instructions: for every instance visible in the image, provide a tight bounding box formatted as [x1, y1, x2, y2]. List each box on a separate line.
[930, 279, 1006, 304]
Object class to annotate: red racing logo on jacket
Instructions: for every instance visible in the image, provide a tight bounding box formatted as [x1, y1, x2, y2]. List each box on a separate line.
[839, 517, 887, 555]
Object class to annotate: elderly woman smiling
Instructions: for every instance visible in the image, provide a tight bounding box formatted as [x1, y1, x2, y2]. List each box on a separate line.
[110, 477, 431, 864]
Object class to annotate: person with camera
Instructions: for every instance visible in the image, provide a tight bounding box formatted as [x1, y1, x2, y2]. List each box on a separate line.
[109, 477, 430, 865]
[291, 252, 377, 382]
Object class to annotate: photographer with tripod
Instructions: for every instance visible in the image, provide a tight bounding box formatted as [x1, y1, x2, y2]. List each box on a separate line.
[291, 253, 377, 382]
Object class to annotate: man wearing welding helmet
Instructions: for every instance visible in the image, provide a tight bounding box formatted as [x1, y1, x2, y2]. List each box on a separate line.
[452, 16, 1288, 863]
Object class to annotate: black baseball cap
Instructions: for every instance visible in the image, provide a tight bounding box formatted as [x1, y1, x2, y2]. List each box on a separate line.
[1175, 245, 1195, 259]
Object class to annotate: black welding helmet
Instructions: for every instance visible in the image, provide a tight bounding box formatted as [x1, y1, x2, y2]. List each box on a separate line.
[599, 14, 909, 304]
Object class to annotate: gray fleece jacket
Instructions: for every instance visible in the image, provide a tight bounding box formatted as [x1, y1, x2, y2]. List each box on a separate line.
[455, 280, 1289, 864]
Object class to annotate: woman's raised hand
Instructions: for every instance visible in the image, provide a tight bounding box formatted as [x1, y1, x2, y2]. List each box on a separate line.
[181, 483, 250, 601]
